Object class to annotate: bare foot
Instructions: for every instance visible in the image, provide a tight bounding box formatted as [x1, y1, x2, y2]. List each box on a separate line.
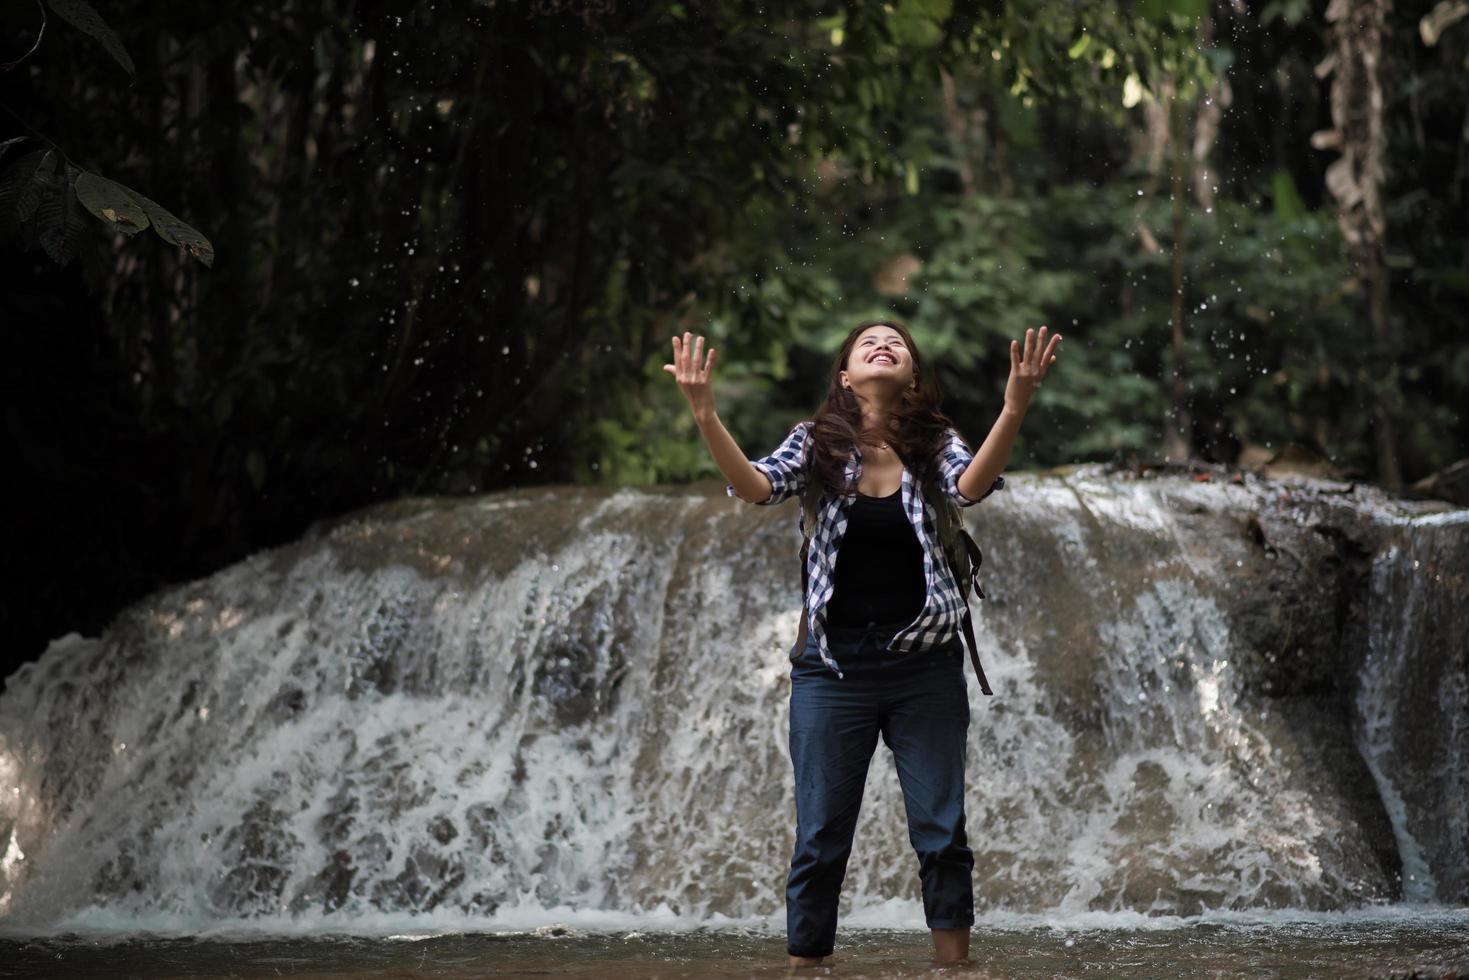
[788, 953, 826, 968]
[931, 925, 971, 963]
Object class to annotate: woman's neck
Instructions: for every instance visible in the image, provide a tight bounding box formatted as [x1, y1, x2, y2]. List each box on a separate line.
[847, 372, 908, 432]
[863, 412, 899, 440]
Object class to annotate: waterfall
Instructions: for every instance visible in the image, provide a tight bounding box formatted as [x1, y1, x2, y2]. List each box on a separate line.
[1, 471, 1464, 933]
[1354, 509, 1469, 903]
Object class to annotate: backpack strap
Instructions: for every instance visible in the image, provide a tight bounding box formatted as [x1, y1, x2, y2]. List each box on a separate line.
[960, 607, 993, 695]
[917, 473, 995, 696]
[958, 525, 985, 600]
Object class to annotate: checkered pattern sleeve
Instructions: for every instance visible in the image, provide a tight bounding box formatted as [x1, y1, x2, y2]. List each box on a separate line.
[937, 426, 1004, 507]
[725, 420, 812, 505]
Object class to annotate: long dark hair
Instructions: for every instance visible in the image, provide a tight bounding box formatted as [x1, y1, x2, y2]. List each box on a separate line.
[801, 318, 962, 496]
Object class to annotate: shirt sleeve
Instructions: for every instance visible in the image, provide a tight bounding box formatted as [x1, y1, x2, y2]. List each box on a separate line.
[726, 420, 811, 505]
[937, 426, 1004, 508]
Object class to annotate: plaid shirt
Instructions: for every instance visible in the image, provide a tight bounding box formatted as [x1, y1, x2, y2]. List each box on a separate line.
[726, 420, 1004, 679]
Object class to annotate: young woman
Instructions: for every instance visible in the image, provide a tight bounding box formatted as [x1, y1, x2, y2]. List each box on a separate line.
[664, 318, 1060, 967]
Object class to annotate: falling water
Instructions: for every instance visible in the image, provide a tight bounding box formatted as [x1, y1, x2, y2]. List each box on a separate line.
[1354, 509, 1469, 904]
[0, 470, 1464, 940]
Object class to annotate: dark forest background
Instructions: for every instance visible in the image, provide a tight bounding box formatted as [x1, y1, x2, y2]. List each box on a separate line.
[2, 0, 1466, 681]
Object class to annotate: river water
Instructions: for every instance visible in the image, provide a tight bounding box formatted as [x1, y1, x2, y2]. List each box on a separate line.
[3, 905, 1469, 977]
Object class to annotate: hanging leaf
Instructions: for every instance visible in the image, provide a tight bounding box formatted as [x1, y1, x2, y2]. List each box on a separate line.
[75, 171, 150, 235]
[47, 0, 136, 76]
[37, 166, 85, 265]
[129, 189, 215, 267]
[0, 149, 46, 235]
[73, 171, 212, 264]
[15, 150, 57, 223]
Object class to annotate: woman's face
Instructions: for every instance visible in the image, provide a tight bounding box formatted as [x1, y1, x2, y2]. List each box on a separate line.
[841, 325, 915, 392]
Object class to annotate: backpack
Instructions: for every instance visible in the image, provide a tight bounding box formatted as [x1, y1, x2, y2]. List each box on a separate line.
[790, 462, 995, 696]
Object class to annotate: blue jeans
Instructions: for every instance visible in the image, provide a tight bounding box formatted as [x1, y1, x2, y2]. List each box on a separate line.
[785, 619, 975, 958]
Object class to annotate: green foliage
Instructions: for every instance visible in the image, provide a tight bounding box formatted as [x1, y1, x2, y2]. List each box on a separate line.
[1138, 0, 1211, 30]
[2, 0, 212, 270]
[885, 0, 953, 47]
[0, 146, 214, 266]
[1034, 185, 1372, 467]
[1261, 0, 1313, 26]
[630, 174, 1391, 476]
[2, 0, 1466, 667]
[1270, 169, 1307, 223]
[47, 0, 135, 75]
[1, 148, 81, 264]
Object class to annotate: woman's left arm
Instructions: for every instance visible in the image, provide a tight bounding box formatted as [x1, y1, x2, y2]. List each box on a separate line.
[953, 325, 1061, 503]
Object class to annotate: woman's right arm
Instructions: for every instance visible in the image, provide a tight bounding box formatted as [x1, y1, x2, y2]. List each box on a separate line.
[716, 418, 809, 505]
[664, 331, 808, 505]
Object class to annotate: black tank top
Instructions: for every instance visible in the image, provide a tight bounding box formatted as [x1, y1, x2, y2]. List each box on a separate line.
[824, 487, 926, 628]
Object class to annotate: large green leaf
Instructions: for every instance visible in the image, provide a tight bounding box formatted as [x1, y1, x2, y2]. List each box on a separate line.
[74, 171, 150, 235]
[74, 171, 212, 264]
[74, 171, 212, 265]
[129, 189, 215, 267]
[47, 0, 135, 76]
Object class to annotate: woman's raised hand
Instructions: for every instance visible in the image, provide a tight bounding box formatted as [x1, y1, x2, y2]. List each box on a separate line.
[663, 331, 718, 423]
[1003, 325, 1061, 412]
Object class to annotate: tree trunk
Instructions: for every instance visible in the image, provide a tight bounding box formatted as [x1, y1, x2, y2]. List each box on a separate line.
[1313, 0, 1400, 489]
[1163, 81, 1194, 464]
[1190, 11, 1230, 211]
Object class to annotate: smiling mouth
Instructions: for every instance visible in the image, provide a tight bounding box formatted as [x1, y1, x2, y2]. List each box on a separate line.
[869, 352, 896, 365]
